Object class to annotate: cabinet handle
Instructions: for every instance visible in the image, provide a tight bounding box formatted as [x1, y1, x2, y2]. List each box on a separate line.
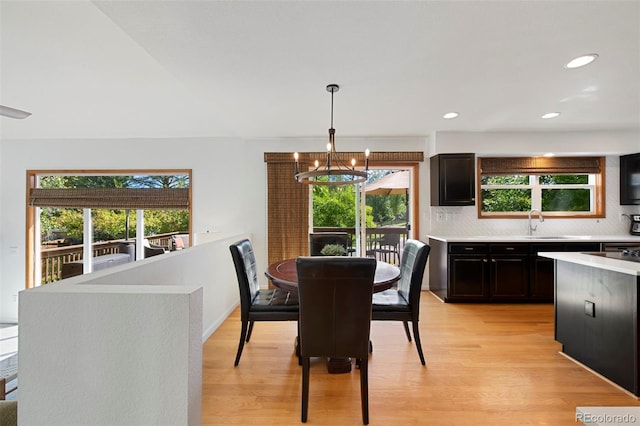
[483, 259, 488, 263]
[506, 247, 515, 251]
[491, 259, 496, 263]
[464, 247, 474, 251]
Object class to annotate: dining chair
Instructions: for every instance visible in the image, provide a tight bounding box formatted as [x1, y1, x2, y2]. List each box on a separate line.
[371, 239, 430, 365]
[308, 232, 350, 256]
[367, 232, 401, 263]
[296, 256, 377, 424]
[229, 239, 299, 366]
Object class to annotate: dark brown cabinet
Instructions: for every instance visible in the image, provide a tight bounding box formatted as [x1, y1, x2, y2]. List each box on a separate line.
[429, 239, 603, 303]
[620, 152, 640, 205]
[449, 244, 490, 301]
[430, 153, 475, 206]
[489, 244, 529, 301]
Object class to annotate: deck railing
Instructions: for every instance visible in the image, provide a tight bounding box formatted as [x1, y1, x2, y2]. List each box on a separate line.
[40, 232, 178, 284]
[312, 226, 408, 264]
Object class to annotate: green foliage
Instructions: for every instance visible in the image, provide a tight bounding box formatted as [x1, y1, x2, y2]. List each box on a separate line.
[481, 174, 592, 213]
[312, 185, 374, 227]
[320, 244, 347, 256]
[542, 189, 590, 211]
[366, 194, 406, 225]
[481, 189, 531, 212]
[38, 174, 189, 244]
[539, 175, 588, 185]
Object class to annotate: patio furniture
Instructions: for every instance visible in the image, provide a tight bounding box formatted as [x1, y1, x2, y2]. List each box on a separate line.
[0, 354, 17, 400]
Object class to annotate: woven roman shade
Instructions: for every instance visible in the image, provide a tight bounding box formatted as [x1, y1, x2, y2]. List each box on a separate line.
[29, 188, 190, 209]
[264, 151, 424, 265]
[479, 157, 602, 175]
[264, 151, 424, 164]
[266, 161, 309, 264]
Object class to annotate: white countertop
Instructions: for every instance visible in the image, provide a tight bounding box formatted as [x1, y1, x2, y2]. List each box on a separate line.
[427, 234, 640, 244]
[539, 252, 640, 276]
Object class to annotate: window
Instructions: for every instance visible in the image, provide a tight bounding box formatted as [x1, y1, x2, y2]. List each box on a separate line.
[26, 170, 192, 287]
[478, 157, 604, 218]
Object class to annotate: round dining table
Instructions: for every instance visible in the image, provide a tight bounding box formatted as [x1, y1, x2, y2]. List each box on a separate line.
[265, 257, 401, 374]
[265, 257, 401, 294]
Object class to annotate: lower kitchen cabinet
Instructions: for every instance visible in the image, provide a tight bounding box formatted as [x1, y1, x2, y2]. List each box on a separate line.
[489, 244, 529, 301]
[429, 238, 603, 303]
[449, 253, 489, 300]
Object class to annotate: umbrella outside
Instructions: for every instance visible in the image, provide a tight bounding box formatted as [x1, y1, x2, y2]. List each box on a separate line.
[365, 170, 410, 195]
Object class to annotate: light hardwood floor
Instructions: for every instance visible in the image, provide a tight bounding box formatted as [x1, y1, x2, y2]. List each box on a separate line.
[202, 291, 640, 425]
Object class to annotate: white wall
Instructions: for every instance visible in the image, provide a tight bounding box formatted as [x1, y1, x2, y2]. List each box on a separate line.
[1, 130, 638, 322]
[428, 130, 640, 237]
[0, 136, 427, 322]
[17, 239, 229, 426]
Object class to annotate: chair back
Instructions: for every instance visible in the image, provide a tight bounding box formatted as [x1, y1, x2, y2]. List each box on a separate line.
[396, 239, 431, 309]
[229, 239, 260, 319]
[380, 232, 400, 247]
[296, 256, 376, 358]
[309, 232, 350, 256]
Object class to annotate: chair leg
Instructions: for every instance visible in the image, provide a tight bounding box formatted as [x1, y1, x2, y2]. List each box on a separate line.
[402, 320, 412, 342]
[411, 320, 426, 366]
[301, 357, 310, 423]
[245, 320, 255, 342]
[234, 320, 249, 366]
[360, 358, 369, 425]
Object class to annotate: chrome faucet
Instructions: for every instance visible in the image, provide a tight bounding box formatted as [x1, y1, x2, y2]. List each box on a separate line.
[528, 209, 544, 235]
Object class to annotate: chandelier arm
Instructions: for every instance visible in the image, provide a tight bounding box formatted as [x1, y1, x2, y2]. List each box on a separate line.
[293, 83, 370, 186]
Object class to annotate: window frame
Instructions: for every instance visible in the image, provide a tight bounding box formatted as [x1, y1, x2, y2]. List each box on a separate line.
[26, 169, 192, 288]
[476, 157, 605, 219]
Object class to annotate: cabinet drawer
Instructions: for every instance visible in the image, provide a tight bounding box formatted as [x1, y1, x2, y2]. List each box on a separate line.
[449, 243, 488, 254]
[489, 243, 529, 254]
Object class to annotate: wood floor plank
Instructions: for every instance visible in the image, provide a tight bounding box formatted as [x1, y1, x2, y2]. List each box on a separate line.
[202, 291, 640, 425]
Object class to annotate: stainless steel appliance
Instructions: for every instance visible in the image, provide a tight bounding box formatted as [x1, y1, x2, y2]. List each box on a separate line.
[631, 214, 640, 235]
[589, 247, 640, 263]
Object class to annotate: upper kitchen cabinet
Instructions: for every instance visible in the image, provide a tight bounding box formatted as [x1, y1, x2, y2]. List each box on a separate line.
[620, 153, 640, 205]
[430, 153, 475, 206]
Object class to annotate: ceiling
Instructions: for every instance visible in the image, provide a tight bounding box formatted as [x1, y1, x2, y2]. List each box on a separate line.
[1, 0, 639, 140]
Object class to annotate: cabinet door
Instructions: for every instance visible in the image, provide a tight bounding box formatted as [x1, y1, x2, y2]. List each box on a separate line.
[430, 154, 475, 206]
[530, 243, 564, 302]
[620, 153, 640, 205]
[449, 254, 489, 301]
[490, 255, 529, 300]
[529, 256, 555, 301]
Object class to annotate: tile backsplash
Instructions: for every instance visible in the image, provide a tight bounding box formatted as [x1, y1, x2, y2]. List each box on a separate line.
[428, 156, 638, 237]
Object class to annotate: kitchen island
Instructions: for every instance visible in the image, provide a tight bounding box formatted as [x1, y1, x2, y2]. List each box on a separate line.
[427, 235, 640, 303]
[540, 251, 640, 396]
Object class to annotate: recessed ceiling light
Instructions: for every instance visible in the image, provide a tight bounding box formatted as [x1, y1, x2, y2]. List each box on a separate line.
[565, 54, 599, 69]
[541, 112, 561, 119]
[443, 112, 459, 119]
[543, 153, 555, 157]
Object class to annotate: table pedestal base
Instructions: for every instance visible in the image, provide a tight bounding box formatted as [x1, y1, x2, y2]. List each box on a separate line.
[327, 357, 352, 374]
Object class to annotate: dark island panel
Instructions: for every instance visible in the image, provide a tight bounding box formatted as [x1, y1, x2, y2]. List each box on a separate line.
[555, 260, 639, 395]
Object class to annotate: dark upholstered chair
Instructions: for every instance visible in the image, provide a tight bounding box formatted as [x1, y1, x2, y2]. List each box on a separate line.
[371, 239, 430, 365]
[308, 232, 350, 256]
[296, 256, 376, 424]
[229, 239, 299, 366]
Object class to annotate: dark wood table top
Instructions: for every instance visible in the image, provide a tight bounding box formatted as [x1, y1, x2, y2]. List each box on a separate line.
[265, 257, 401, 293]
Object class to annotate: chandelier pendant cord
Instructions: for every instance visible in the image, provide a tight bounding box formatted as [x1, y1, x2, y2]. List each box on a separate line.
[294, 83, 369, 185]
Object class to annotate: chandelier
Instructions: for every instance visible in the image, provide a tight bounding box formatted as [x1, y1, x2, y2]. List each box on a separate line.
[294, 84, 369, 185]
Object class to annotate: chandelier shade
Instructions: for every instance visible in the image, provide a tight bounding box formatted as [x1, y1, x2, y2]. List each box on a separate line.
[294, 84, 369, 185]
